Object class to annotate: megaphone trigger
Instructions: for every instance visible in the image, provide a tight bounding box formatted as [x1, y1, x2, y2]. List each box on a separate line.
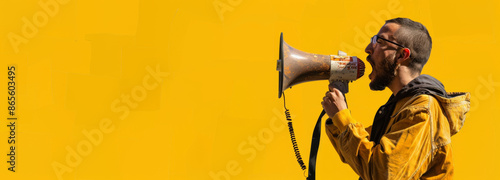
[329, 81, 349, 94]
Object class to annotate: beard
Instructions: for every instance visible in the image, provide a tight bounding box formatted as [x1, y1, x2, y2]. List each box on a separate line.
[369, 53, 398, 91]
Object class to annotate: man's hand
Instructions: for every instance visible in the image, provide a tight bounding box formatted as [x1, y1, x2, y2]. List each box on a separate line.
[321, 85, 347, 119]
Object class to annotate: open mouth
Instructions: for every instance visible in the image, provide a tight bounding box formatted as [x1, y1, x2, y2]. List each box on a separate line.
[367, 55, 375, 80]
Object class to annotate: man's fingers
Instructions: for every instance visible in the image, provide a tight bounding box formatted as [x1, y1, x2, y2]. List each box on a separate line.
[325, 91, 330, 96]
[323, 96, 332, 104]
[326, 90, 340, 100]
[333, 88, 342, 96]
[326, 92, 334, 100]
[329, 87, 342, 95]
[332, 88, 345, 100]
[328, 84, 337, 92]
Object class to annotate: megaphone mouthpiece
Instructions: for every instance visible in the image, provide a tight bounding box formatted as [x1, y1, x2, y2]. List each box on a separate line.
[358, 59, 365, 79]
[328, 53, 365, 82]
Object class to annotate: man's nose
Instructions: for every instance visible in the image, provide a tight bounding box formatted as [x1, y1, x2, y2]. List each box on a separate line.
[365, 42, 373, 55]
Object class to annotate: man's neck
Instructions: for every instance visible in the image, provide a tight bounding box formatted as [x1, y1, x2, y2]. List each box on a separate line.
[388, 68, 420, 96]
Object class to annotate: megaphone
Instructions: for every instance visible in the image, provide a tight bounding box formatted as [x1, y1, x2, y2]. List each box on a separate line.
[277, 32, 365, 98]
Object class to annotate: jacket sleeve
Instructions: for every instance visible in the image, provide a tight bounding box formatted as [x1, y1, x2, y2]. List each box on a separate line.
[325, 106, 434, 179]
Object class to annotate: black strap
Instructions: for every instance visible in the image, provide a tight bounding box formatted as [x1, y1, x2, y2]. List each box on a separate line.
[307, 110, 326, 180]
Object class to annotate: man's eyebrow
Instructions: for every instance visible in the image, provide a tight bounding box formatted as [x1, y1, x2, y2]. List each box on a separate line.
[377, 33, 390, 39]
[382, 34, 395, 41]
[388, 35, 396, 41]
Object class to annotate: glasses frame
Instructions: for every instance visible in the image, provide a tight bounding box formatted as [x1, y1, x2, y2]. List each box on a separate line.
[372, 35, 406, 49]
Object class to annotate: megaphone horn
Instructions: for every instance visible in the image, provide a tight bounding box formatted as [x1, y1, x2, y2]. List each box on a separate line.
[276, 32, 365, 98]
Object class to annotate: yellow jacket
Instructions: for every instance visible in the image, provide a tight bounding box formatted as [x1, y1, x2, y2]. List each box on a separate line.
[325, 92, 470, 180]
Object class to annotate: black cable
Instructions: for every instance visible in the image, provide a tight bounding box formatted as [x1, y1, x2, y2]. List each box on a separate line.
[283, 93, 307, 171]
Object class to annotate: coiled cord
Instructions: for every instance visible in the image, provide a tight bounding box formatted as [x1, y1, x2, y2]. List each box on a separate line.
[283, 93, 307, 171]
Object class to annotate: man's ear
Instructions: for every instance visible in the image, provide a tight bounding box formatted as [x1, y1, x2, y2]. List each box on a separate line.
[397, 48, 411, 64]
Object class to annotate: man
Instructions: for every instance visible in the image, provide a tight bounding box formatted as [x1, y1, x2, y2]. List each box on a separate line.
[321, 18, 470, 179]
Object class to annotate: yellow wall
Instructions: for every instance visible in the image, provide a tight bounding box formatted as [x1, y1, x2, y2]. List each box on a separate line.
[0, 0, 499, 179]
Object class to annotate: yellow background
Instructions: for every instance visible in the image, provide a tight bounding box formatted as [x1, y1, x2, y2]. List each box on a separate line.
[0, 0, 499, 179]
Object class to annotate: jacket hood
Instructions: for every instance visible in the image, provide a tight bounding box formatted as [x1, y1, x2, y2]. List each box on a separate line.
[433, 92, 470, 136]
[398, 75, 470, 136]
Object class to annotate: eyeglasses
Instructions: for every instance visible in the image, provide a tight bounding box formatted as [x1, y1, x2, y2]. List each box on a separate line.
[371, 35, 406, 49]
